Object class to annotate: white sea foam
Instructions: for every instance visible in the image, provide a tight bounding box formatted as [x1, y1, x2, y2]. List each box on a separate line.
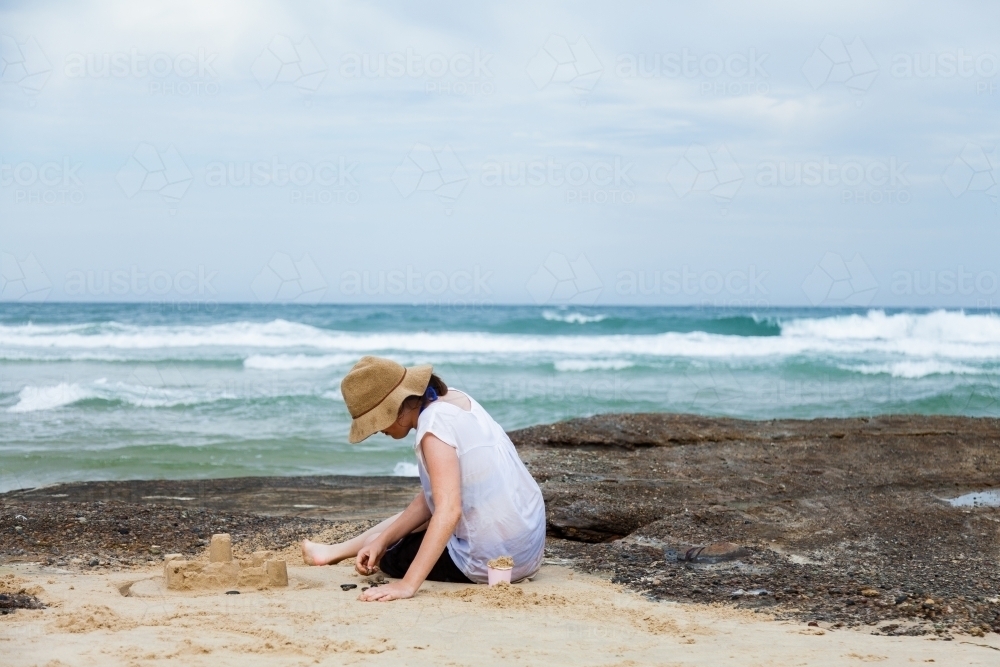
[393, 461, 419, 477]
[243, 354, 356, 370]
[782, 309, 1000, 343]
[7, 380, 242, 412]
[554, 359, 634, 372]
[8, 383, 94, 412]
[0, 351, 129, 362]
[2, 311, 999, 363]
[0, 319, 334, 350]
[846, 360, 986, 379]
[541, 310, 607, 324]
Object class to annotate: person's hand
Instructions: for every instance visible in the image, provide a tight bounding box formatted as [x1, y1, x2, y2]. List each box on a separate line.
[355, 538, 386, 576]
[358, 580, 416, 602]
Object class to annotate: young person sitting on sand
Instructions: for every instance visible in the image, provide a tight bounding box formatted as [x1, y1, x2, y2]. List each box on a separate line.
[301, 356, 546, 602]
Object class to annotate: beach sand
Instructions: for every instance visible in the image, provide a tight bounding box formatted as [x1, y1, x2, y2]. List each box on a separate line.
[3, 560, 999, 666]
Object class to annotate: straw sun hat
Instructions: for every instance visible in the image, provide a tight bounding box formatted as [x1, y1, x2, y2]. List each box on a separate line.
[341, 356, 433, 443]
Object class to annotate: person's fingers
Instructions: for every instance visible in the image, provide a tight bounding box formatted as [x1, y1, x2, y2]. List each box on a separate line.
[363, 585, 405, 602]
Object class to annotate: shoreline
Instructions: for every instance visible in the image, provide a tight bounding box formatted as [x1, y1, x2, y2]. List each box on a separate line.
[3, 412, 1000, 642]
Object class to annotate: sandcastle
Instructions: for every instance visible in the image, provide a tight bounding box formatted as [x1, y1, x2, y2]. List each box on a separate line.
[164, 533, 288, 591]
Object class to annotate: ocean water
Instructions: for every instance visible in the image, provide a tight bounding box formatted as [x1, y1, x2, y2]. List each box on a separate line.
[1, 303, 999, 492]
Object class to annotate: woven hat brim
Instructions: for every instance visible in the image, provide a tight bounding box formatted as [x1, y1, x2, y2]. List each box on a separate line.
[347, 364, 433, 443]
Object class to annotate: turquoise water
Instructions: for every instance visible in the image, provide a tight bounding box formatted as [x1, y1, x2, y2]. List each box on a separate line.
[2, 304, 999, 492]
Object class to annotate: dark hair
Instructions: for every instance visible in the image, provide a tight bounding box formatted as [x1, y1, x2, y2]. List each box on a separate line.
[397, 373, 448, 416]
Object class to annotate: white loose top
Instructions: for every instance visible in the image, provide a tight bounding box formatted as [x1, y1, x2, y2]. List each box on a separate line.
[414, 390, 546, 583]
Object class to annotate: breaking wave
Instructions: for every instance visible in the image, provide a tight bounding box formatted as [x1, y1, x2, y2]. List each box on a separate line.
[1, 311, 998, 363]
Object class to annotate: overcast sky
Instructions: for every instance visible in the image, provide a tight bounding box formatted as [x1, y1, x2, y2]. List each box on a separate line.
[2, 0, 999, 308]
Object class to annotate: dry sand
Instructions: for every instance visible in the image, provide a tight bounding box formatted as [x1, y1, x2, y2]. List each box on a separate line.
[3, 561, 999, 666]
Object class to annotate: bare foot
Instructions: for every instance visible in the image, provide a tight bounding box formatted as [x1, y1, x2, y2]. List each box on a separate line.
[301, 539, 349, 566]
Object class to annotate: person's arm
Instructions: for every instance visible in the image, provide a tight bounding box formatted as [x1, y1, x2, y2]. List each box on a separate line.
[359, 433, 461, 601]
[355, 490, 430, 575]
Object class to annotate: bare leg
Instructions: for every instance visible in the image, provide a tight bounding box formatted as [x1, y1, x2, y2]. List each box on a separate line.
[301, 512, 403, 566]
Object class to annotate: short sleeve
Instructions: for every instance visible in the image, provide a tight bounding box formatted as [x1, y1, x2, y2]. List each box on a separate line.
[415, 404, 458, 450]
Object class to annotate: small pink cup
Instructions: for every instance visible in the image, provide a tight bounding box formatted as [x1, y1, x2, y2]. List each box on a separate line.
[487, 566, 513, 586]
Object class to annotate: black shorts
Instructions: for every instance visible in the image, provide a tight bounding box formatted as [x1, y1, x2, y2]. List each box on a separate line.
[378, 531, 473, 583]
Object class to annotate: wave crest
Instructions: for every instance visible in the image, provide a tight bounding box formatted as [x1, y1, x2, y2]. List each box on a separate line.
[554, 359, 634, 372]
[8, 383, 93, 413]
[2, 311, 1000, 364]
[244, 354, 356, 370]
[782, 309, 1000, 343]
[845, 361, 985, 379]
[541, 310, 607, 324]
